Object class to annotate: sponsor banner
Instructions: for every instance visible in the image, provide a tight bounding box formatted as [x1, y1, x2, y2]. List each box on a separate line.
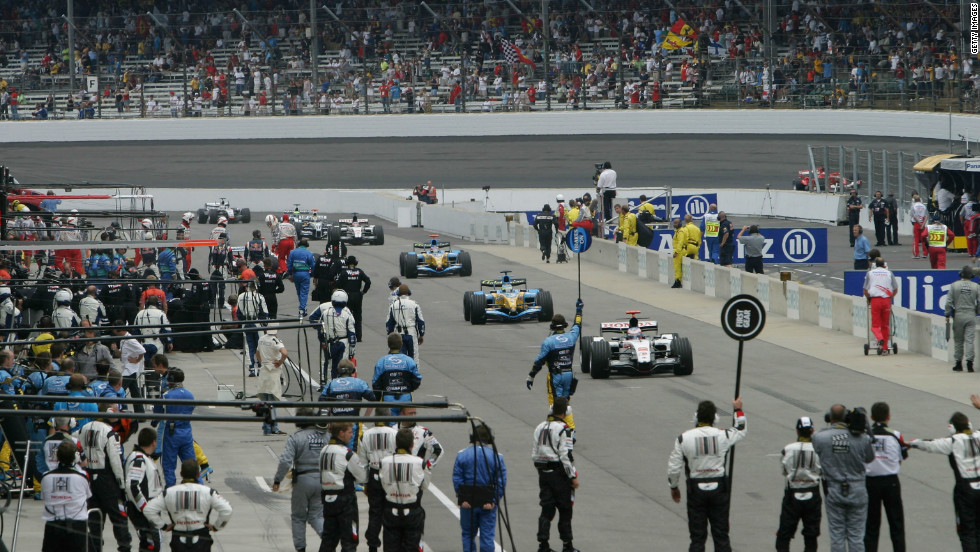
[844, 269, 966, 316]
[648, 227, 828, 264]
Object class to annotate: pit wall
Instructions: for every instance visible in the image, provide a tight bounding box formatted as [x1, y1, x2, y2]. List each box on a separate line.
[5, 109, 977, 143]
[510, 221, 951, 362]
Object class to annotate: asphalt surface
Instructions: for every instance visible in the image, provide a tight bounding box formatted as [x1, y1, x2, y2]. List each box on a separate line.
[4, 134, 949, 189]
[10, 214, 971, 552]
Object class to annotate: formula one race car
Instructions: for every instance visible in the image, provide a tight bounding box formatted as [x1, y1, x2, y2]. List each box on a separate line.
[399, 235, 472, 278]
[463, 271, 553, 325]
[580, 311, 693, 378]
[334, 214, 384, 245]
[285, 207, 330, 241]
[197, 198, 251, 225]
[792, 166, 862, 192]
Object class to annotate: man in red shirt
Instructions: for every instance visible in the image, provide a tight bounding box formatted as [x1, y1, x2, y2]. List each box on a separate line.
[380, 80, 391, 113]
[450, 82, 462, 112]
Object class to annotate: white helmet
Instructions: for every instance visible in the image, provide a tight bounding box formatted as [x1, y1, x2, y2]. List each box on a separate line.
[556, 194, 564, 202]
[265, 214, 277, 226]
[65, 216, 78, 226]
[0, 287, 10, 298]
[331, 290, 349, 304]
[54, 288, 73, 305]
[182, 212, 195, 224]
[218, 216, 228, 226]
[627, 326, 643, 338]
[141, 218, 153, 228]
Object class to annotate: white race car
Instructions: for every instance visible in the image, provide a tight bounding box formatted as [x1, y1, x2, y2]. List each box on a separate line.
[333, 214, 384, 245]
[580, 311, 693, 379]
[197, 198, 251, 225]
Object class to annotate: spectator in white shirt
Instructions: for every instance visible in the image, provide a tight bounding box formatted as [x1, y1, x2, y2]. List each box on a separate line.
[112, 324, 146, 413]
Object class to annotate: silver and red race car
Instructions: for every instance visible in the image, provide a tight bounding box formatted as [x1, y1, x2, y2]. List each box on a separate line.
[580, 310, 693, 379]
[333, 214, 384, 245]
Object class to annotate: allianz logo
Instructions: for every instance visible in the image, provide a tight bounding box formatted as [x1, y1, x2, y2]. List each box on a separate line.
[819, 296, 832, 319]
[787, 288, 800, 309]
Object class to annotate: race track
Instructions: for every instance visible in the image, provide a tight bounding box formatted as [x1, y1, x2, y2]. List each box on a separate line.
[5, 134, 947, 189]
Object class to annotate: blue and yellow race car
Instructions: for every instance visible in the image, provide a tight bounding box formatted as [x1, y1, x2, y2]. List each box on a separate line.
[463, 271, 554, 325]
[399, 235, 473, 278]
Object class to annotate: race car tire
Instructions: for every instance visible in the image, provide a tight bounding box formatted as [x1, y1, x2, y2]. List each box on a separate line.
[208, 209, 218, 224]
[197, 208, 208, 223]
[328, 226, 342, 246]
[458, 252, 473, 277]
[373, 225, 385, 245]
[399, 253, 408, 277]
[240, 208, 251, 224]
[580, 336, 593, 373]
[589, 340, 611, 379]
[537, 291, 554, 322]
[405, 255, 419, 279]
[469, 293, 487, 325]
[673, 337, 694, 376]
[463, 291, 473, 321]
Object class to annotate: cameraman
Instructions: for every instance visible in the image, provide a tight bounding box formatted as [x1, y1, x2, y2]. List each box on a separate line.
[595, 161, 617, 224]
[812, 404, 875, 552]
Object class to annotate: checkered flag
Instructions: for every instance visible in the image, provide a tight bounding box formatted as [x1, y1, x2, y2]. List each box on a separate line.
[500, 39, 537, 69]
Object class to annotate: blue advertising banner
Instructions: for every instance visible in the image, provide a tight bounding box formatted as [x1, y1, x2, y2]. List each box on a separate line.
[647, 227, 829, 264]
[843, 269, 964, 316]
[626, 193, 719, 220]
[523, 193, 720, 224]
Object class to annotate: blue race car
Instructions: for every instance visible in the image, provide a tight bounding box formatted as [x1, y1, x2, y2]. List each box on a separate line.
[463, 271, 554, 325]
[400, 235, 473, 278]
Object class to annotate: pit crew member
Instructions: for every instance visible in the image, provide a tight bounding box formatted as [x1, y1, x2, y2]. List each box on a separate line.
[527, 300, 583, 430]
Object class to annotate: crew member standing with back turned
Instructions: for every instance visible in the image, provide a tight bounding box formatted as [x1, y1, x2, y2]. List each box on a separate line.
[922, 214, 954, 269]
[863, 258, 898, 355]
[775, 417, 822, 552]
[671, 218, 687, 288]
[533, 397, 578, 552]
[527, 300, 583, 432]
[336, 256, 371, 342]
[947, 266, 980, 373]
[667, 397, 746, 552]
[864, 402, 908, 552]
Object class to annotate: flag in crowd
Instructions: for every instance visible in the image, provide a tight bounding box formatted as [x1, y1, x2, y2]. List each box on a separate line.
[501, 39, 537, 69]
[661, 18, 697, 50]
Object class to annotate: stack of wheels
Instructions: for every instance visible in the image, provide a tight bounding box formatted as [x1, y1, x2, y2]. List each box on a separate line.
[536, 291, 553, 322]
[580, 337, 593, 373]
[589, 340, 611, 379]
[399, 253, 418, 279]
[469, 292, 487, 325]
[458, 251, 473, 276]
[672, 336, 694, 375]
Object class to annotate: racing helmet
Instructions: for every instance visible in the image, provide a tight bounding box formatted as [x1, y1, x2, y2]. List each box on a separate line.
[141, 218, 153, 228]
[331, 290, 349, 307]
[265, 214, 277, 226]
[54, 288, 73, 306]
[627, 327, 643, 338]
[556, 194, 564, 202]
[181, 212, 195, 224]
[217, 216, 228, 226]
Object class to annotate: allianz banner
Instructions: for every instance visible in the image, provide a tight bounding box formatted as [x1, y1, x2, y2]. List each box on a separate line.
[649, 227, 829, 264]
[844, 269, 964, 316]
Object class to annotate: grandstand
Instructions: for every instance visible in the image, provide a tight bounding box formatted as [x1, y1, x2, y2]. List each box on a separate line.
[0, 0, 973, 120]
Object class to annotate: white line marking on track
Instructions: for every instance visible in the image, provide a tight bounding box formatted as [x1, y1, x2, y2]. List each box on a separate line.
[264, 445, 279, 461]
[255, 475, 272, 492]
[428, 483, 505, 552]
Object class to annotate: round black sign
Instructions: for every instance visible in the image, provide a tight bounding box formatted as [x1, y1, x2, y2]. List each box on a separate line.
[721, 294, 766, 341]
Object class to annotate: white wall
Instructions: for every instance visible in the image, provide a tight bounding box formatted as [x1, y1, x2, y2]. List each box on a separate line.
[4, 110, 975, 143]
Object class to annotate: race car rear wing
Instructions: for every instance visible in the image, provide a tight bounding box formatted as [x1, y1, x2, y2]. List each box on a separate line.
[338, 218, 367, 224]
[600, 321, 658, 333]
[414, 241, 451, 249]
[480, 278, 527, 288]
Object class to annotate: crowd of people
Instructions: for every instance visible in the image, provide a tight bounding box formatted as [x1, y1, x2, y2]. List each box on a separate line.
[0, 0, 971, 118]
